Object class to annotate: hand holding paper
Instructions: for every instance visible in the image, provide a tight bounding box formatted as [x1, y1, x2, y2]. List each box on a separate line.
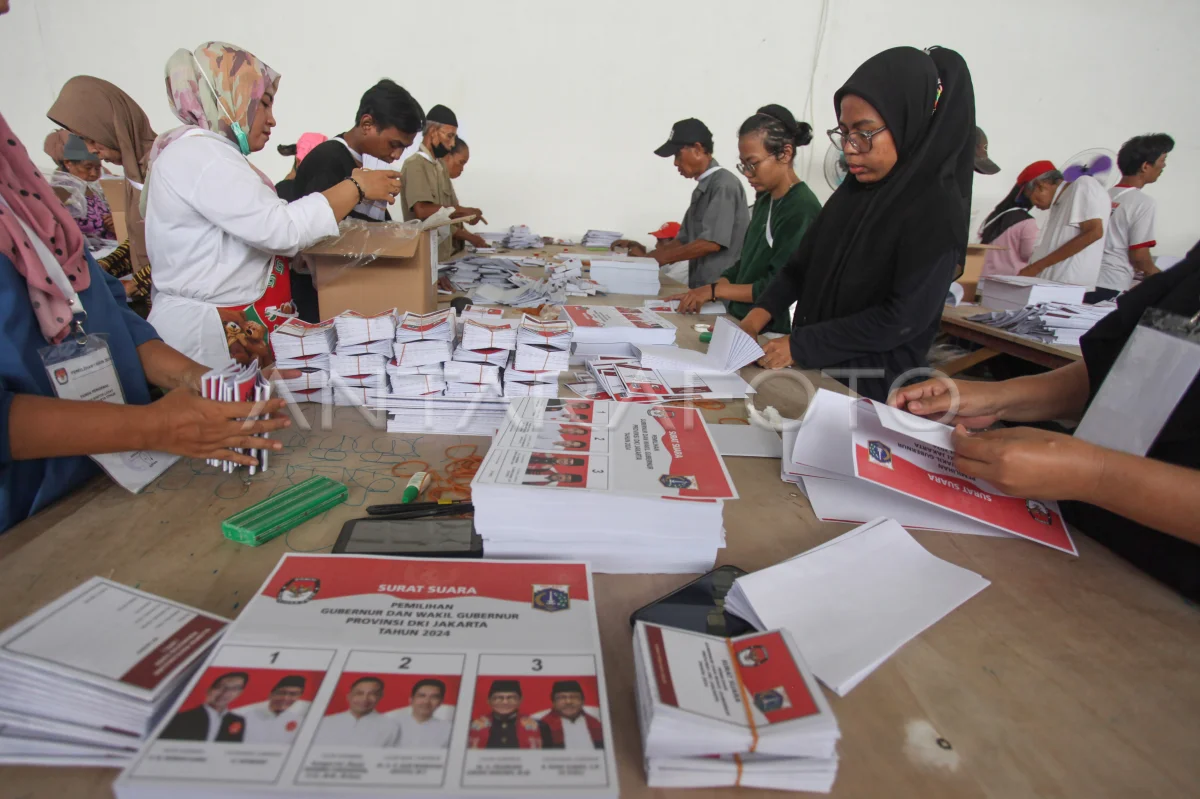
[951, 425, 1105, 501]
[151, 389, 287, 466]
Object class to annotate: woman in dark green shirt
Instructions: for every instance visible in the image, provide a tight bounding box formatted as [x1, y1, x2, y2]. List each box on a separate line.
[666, 104, 821, 334]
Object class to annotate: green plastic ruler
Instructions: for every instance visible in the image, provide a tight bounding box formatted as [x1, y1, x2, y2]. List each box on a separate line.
[222, 476, 348, 547]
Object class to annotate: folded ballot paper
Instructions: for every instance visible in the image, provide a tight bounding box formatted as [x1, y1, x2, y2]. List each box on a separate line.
[643, 298, 727, 315]
[395, 309, 456, 343]
[460, 319, 517, 351]
[271, 318, 337, 370]
[787, 389, 1077, 554]
[384, 396, 510, 436]
[517, 316, 572, 350]
[201, 361, 272, 474]
[562, 305, 676, 346]
[515, 343, 571, 372]
[393, 339, 453, 368]
[725, 518, 990, 696]
[0, 578, 227, 766]
[333, 309, 396, 348]
[586, 358, 754, 403]
[638, 316, 763, 374]
[584, 256, 661, 295]
[633, 622, 839, 792]
[472, 399, 735, 573]
[443, 360, 502, 389]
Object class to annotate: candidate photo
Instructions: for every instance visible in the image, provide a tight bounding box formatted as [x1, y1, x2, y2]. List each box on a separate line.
[312, 675, 400, 748]
[467, 679, 551, 749]
[159, 671, 250, 743]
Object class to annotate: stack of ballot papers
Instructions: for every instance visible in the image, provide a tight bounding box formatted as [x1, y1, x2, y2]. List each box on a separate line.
[471, 275, 565, 308]
[784, 389, 1078, 554]
[583, 355, 755, 403]
[725, 517, 990, 695]
[582, 229, 623, 248]
[562, 305, 676, 346]
[643, 297, 726, 315]
[460, 318, 517, 351]
[272, 318, 337, 371]
[333, 309, 396, 354]
[585, 256, 660, 295]
[458, 304, 506, 325]
[977, 275, 1087, 310]
[499, 224, 543, 249]
[392, 339, 453, 368]
[505, 317, 573, 397]
[385, 396, 510, 435]
[384, 363, 446, 397]
[638, 316, 763, 374]
[395, 309, 455, 344]
[443, 360, 502, 393]
[0, 577, 227, 767]
[114, 553, 618, 799]
[967, 301, 1116, 346]
[329, 353, 386, 388]
[444, 256, 522, 292]
[472, 399, 736, 573]
[633, 621, 839, 791]
[201, 361, 273, 473]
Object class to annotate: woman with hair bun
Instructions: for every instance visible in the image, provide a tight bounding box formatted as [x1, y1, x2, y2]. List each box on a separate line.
[665, 104, 820, 333]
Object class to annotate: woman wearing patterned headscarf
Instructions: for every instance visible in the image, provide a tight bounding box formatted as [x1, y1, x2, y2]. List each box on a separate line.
[43, 129, 116, 245]
[142, 41, 402, 369]
[47, 76, 156, 306]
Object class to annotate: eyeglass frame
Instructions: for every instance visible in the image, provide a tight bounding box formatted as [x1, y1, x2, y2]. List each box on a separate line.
[826, 124, 889, 154]
[736, 156, 773, 177]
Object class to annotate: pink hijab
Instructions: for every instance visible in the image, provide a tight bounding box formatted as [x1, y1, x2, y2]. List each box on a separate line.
[0, 113, 88, 343]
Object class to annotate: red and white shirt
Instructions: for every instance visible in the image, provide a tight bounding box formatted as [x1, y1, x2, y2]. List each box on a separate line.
[1098, 184, 1157, 291]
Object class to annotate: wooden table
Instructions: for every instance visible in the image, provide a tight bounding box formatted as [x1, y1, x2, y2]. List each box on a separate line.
[3, 275, 1198, 799]
[940, 304, 1083, 375]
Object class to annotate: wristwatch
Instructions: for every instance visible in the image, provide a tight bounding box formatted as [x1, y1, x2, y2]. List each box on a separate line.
[710, 282, 718, 302]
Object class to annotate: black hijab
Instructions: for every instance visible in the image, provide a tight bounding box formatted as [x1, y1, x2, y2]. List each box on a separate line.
[793, 46, 975, 328]
[979, 182, 1033, 244]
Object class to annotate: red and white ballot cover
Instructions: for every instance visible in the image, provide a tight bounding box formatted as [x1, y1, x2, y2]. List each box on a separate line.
[479, 399, 736, 500]
[0, 578, 227, 701]
[633, 622, 838, 760]
[117, 555, 616, 799]
[396, 309, 456, 343]
[793, 389, 1076, 555]
[562, 305, 673, 332]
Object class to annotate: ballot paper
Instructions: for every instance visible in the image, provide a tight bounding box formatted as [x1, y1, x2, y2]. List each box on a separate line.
[393, 339, 453, 367]
[201, 361, 272, 473]
[643, 298, 726, 315]
[334, 309, 397, 347]
[279, 368, 330, 393]
[395, 309, 456, 343]
[968, 301, 1115, 346]
[564, 379, 613, 402]
[792, 389, 1077, 554]
[445, 383, 504, 398]
[452, 346, 510, 367]
[386, 373, 447, 397]
[581, 230, 622, 248]
[498, 224, 543, 249]
[502, 380, 559, 399]
[978, 275, 1087, 310]
[632, 622, 839, 763]
[637, 316, 763, 374]
[584, 257, 661, 296]
[472, 399, 735, 573]
[329, 353, 387, 387]
[562, 305, 676, 346]
[115, 555, 617, 799]
[504, 356, 560, 384]
[725, 518, 990, 695]
[515, 343, 571, 372]
[589, 360, 754, 403]
[383, 397, 510, 436]
[0, 578, 227, 755]
[460, 319, 517, 351]
[443, 361, 501, 389]
[517, 317, 572, 350]
[272, 319, 337, 370]
[335, 340, 395, 357]
[709, 423, 782, 458]
[458, 305, 505, 324]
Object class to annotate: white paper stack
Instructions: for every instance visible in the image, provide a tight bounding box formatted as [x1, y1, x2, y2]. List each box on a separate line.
[978, 275, 1087, 310]
[0, 578, 227, 767]
[329, 353, 387, 388]
[504, 355, 561, 385]
[586, 357, 755, 403]
[452, 346, 510, 367]
[201, 361, 273, 473]
[458, 304, 506, 325]
[562, 305, 676, 346]
[395, 309, 456, 344]
[643, 297, 726, 315]
[472, 399, 736, 573]
[582, 229, 623, 248]
[514, 343, 571, 372]
[638, 317, 763, 374]
[499, 224, 543, 249]
[633, 622, 839, 792]
[333, 309, 396, 350]
[725, 517, 990, 695]
[385, 396, 510, 435]
[967, 301, 1116, 346]
[460, 319, 518, 351]
[517, 316, 572, 350]
[585, 256, 661, 295]
[271, 318, 337, 370]
[383, 361, 446, 397]
[444, 360, 501, 389]
[392, 339, 453, 367]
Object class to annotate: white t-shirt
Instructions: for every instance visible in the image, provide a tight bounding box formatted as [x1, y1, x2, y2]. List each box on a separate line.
[559, 713, 598, 749]
[1097, 186, 1157, 291]
[394, 712, 452, 749]
[311, 710, 400, 747]
[144, 131, 338, 368]
[243, 704, 306, 745]
[1029, 175, 1111, 289]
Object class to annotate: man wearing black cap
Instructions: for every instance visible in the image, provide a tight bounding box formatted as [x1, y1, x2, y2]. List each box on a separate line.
[541, 680, 603, 750]
[620, 119, 749, 289]
[400, 105, 486, 264]
[974, 127, 1000, 175]
[466, 679, 552, 749]
[244, 675, 308, 745]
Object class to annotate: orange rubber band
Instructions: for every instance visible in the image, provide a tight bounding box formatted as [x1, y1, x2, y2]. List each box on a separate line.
[718, 417, 750, 425]
[391, 460, 430, 478]
[725, 638, 759, 754]
[734, 752, 743, 787]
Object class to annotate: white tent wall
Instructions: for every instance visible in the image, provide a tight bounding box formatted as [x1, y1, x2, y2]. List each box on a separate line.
[2, 0, 1197, 255]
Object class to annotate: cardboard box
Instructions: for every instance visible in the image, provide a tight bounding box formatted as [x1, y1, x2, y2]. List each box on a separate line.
[307, 224, 438, 320]
[99, 178, 128, 243]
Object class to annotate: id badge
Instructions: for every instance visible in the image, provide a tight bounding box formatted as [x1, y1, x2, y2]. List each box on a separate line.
[40, 334, 179, 493]
[1075, 307, 1200, 456]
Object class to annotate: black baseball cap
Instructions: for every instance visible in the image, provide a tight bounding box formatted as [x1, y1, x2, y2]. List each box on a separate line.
[655, 118, 713, 157]
[974, 127, 1000, 175]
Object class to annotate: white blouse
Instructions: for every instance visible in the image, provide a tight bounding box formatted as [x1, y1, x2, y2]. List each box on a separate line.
[144, 131, 338, 368]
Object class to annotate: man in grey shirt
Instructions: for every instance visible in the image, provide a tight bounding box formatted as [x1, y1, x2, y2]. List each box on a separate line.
[618, 119, 749, 288]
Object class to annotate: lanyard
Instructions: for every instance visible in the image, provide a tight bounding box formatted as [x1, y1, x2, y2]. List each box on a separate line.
[765, 196, 775, 248]
[0, 195, 87, 339]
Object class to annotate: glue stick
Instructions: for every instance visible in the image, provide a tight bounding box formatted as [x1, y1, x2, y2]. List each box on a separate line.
[401, 472, 430, 504]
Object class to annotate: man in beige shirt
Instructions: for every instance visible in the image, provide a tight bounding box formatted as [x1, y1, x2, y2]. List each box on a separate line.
[399, 105, 485, 263]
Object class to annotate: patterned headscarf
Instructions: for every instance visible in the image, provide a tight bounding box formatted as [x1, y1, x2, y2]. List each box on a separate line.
[142, 42, 280, 212]
[0, 113, 89, 343]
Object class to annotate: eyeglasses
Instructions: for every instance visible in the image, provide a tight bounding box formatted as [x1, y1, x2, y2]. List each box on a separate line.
[827, 125, 888, 154]
[736, 159, 764, 177]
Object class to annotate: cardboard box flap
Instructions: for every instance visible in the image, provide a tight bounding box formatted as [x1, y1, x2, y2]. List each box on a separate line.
[304, 219, 423, 259]
[99, 178, 127, 212]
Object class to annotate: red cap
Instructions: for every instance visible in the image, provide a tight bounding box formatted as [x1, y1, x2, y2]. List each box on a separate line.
[650, 222, 681, 239]
[1016, 160, 1057, 186]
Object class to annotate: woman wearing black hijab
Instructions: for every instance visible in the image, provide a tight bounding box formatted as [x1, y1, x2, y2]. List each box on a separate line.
[741, 46, 976, 402]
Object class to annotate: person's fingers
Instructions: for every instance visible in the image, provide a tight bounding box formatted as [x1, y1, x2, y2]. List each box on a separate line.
[233, 416, 292, 435]
[224, 435, 284, 452]
[269, 368, 302, 381]
[207, 448, 259, 467]
[951, 451, 993, 480]
[218, 398, 289, 418]
[950, 425, 1002, 462]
